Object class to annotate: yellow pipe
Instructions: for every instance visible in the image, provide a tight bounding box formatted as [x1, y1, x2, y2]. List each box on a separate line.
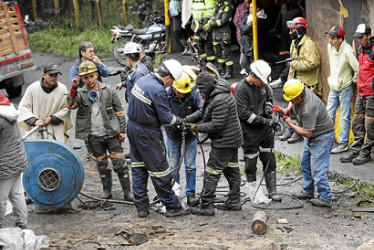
[96, 0, 103, 28]
[72, 0, 80, 29]
[164, 0, 172, 53]
[54, 0, 60, 17]
[32, 0, 38, 20]
[251, 0, 258, 61]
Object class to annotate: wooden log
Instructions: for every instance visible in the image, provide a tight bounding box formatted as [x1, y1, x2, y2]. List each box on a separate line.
[251, 211, 269, 235]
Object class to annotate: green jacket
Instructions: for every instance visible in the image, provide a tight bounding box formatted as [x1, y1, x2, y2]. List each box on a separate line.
[288, 34, 322, 97]
[67, 81, 126, 140]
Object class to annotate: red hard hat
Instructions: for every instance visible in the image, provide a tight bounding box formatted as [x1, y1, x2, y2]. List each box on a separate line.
[287, 17, 309, 30]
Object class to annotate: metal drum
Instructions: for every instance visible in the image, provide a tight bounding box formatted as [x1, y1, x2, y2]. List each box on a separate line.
[23, 139, 85, 209]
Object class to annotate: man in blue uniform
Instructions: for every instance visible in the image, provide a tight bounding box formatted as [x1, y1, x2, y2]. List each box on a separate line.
[127, 59, 190, 218]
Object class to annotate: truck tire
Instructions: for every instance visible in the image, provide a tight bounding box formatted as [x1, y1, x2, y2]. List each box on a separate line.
[6, 85, 22, 98]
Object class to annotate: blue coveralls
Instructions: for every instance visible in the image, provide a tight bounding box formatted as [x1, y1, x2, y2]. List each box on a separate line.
[127, 73, 183, 213]
[121, 62, 149, 103]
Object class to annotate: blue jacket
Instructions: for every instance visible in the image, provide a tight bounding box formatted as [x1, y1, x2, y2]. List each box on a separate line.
[69, 58, 109, 87]
[121, 62, 149, 102]
[127, 73, 182, 129]
[165, 87, 203, 141]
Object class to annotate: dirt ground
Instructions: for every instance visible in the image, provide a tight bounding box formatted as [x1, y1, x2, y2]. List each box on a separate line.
[3, 52, 374, 249]
[5, 142, 373, 250]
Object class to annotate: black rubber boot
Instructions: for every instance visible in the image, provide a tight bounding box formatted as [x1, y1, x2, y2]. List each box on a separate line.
[180, 39, 190, 56]
[118, 170, 133, 201]
[223, 65, 233, 79]
[265, 171, 282, 202]
[190, 204, 215, 216]
[218, 63, 226, 76]
[99, 170, 112, 199]
[216, 199, 242, 211]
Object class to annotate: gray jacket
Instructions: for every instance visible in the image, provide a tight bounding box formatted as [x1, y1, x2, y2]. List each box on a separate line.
[185, 79, 243, 149]
[0, 105, 28, 180]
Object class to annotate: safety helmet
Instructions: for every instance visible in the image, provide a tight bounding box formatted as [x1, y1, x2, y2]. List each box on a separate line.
[283, 79, 305, 101]
[250, 59, 271, 84]
[182, 65, 198, 85]
[287, 17, 309, 30]
[163, 59, 183, 80]
[123, 42, 141, 54]
[78, 60, 98, 76]
[172, 72, 192, 94]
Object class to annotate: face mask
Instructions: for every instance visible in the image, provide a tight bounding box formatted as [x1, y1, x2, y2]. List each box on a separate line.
[290, 30, 298, 40]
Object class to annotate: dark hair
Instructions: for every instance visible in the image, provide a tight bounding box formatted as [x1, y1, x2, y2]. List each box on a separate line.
[126, 53, 140, 61]
[79, 42, 94, 58]
[299, 88, 306, 99]
[158, 64, 172, 78]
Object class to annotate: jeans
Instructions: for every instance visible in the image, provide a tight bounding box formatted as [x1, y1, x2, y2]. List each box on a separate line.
[326, 86, 353, 145]
[167, 137, 197, 197]
[300, 130, 334, 202]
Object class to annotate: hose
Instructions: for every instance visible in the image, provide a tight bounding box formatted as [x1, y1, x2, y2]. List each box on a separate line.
[78, 192, 134, 205]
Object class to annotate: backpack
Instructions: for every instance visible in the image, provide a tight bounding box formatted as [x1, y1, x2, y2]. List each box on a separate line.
[169, 0, 180, 17]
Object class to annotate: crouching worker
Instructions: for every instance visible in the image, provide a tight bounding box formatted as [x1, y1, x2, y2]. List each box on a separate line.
[234, 60, 282, 202]
[67, 61, 132, 201]
[185, 71, 243, 216]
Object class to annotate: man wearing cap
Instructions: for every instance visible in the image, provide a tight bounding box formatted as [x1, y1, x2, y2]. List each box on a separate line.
[282, 79, 335, 207]
[325, 25, 359, 154]
[234, 60, 282, 203]
[165, 72, 203, 207]
[340, 23, 374, 165]
[67, 61, 132, 201]
[126, 59, 190, 218]
[18, 65, 72, 142]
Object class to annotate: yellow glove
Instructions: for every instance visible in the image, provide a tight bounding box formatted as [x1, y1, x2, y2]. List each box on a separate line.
[203, 22, 211, 31]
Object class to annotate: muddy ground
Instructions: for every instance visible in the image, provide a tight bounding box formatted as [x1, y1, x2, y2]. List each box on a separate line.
[3, 52, 374, 249]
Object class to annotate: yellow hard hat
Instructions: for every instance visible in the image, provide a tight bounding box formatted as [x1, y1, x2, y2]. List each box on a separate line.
[78, 61, 98, 76]
[283, 79, 305, 101]
[172, 72, 192, 94]
[182, 65, 198, 85]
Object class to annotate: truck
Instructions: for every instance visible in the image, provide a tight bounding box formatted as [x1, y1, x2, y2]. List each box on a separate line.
[0, 1, 35, 97]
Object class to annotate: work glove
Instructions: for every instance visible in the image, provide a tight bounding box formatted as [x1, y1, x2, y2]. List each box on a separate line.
[189, 124, 198, 132]
[203, 22, 211, 31]
[264, 105, 273, 117]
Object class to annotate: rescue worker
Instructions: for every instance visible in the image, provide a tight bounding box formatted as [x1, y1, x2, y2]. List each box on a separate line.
[283, 79, 335, 207]
[127, 59, 190, 218]
[204, 0, 234, 79]
[185, 70, 243, 216]
[165, 72, 203, 206]
[234, 60, 282, 202]
[191, 0, 216, 65]
[116, 42, 149, 103]
[67, 61, 132, 201]
[279, 17, 321, 143]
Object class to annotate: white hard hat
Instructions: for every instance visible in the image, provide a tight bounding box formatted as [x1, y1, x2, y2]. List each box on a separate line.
[123, 42, 141, 54]
[163, 59, 183, 80]
[250, 59, 272, 84]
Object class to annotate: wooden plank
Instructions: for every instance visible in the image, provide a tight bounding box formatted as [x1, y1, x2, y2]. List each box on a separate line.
[3, 3, 19, 55]
[0, 27, 9, 35]
[0, 38, 11, 47]
[0, 45, 12, 57]
[0, 20, 6, 27]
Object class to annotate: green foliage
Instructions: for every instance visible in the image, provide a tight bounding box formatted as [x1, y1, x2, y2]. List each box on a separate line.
[153, 53, 164, 67]
[28, 27, 114, 58]
[275, 152, 301, 174]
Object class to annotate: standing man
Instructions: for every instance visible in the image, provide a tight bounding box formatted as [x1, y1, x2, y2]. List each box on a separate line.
[116, 42, 149, 103]
[18, 65, 72, 142]
[325, 25, 359, 154]
[283, 79, 335, 207]
[67, 61, 132, 201]
[340, 24, 374, 165]
[186, 71, 243, 216]
[191, 0, 216, 65]
[279, 17, 322, 143]
[234, 60, 281, 202]
[165, 72, 203, 206]
[206, 0, 234, 79]
[69, 41, 109, 160]
[0, 93, 28, 229]
[126, 59, 190, 218]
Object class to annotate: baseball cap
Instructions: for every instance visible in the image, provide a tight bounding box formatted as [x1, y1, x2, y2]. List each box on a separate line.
[325, 25, 345, 38]
[353, 23, 371, 38]
[43, 64, 62, 75]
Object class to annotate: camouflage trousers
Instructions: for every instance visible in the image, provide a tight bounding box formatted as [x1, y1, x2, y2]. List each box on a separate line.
[350, 95, 374, 156]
